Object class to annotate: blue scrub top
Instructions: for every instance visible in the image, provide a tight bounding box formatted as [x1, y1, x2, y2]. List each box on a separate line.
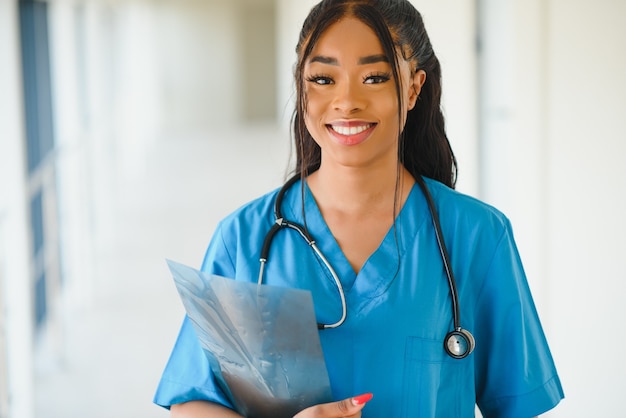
[154, 178, 564, 417]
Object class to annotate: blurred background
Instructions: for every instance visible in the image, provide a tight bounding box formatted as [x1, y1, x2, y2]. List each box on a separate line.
[1, 0, 625, 417]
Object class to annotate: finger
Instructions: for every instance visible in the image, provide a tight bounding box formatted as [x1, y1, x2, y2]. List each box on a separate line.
[293, 393, 373, 418]
[351, 393, 373, 406]
[325, 393, 373, 417]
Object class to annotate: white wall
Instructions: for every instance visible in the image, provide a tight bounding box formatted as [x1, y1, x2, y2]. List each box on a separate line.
[544, 0, 626, 415]
[0, 1, 35, 417]
[48, 0, 96, 314]
[479, 0, 626, 416]
[156, 0, 242, 133]
[241, 1, 277, 121]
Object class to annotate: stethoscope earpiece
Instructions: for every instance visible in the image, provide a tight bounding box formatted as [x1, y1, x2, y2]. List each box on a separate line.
[444, 329, 475, 359]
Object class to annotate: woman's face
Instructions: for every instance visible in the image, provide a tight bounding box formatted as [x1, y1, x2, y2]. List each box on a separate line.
[303, 17, 425, 171]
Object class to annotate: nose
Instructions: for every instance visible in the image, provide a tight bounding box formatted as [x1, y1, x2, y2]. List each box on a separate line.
[332, 79, 366, 114]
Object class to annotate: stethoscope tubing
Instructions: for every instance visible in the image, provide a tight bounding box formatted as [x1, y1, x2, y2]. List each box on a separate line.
[257, 174, 473, 357]
[414, 176, 462, 333]
[258, 218, 347, 329]
[258, 175, 347, 329]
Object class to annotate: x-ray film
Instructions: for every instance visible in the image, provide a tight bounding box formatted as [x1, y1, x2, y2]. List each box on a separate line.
[167, 260, 332, 418]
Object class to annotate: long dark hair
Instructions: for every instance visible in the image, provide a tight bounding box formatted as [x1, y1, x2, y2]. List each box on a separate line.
[292, 0, 457, 189]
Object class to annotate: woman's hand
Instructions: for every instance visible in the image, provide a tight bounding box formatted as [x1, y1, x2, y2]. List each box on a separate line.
[170, 400, 243, 417]
[293, 393, 373, 418]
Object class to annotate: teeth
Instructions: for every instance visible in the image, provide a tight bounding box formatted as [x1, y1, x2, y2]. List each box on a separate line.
[331, 124, 372, 136]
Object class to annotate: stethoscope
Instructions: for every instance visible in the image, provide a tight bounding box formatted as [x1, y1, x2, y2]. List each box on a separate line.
[258, 175, 475, 359]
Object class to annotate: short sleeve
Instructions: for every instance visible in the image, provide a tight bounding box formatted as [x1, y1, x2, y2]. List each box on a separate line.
[473, 220, 564, 417]
[153, 316, 234, 409]
[153, 224, 237, 410]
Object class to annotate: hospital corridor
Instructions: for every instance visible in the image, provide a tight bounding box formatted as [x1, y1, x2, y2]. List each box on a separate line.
[2, 0, 626, 417]
[32, 125, 290, 417]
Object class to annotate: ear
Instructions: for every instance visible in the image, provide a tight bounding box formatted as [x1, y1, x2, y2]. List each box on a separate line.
[407, 69, 426, 110]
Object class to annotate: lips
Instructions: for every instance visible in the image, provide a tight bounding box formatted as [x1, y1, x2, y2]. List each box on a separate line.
[327, 122, 376, 145]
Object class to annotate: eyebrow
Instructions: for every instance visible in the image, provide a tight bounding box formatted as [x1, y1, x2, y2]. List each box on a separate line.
[358, 54, 389, 65]
[308, 54, 389, 65]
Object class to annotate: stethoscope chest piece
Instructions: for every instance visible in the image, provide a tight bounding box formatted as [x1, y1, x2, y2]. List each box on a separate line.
[444, 329, 475, 359]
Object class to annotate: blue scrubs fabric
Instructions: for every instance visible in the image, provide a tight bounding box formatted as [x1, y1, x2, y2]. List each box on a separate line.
[154, 178, 564, 417]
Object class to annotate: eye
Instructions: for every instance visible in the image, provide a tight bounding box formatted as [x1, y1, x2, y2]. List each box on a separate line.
[363, 72, 391, 84]
[305, 75, 334, 85]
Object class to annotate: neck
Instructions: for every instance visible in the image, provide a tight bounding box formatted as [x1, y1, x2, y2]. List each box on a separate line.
[307, 164, 415, 215]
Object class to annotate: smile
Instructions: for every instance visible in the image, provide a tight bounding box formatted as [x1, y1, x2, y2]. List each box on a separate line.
[326, 122, 376, 146]
[329, 123, 374, 136]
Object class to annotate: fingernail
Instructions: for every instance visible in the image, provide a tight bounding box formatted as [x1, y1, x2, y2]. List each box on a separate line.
[352, 393, 373, 405]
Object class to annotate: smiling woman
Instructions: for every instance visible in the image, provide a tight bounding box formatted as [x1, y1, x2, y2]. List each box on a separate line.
[303, 17, 420, 156]
[155, 1, 564, 417]
[301, 16, 423, 272]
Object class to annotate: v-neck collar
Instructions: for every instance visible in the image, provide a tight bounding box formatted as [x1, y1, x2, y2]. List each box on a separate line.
[284, 180, 429, 299]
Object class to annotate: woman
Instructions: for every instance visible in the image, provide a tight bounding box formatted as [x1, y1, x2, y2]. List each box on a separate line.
[155, 0, 564, 416]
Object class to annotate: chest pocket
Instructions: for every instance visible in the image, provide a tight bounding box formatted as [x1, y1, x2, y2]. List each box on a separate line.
[402, 337, 474, 418]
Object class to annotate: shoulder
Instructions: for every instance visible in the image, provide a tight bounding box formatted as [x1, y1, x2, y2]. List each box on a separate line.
[423, 177, 511, 234]
[201, 186, 283, 277]
[208, 186, 282, 259]
[217, 186, 281, 233]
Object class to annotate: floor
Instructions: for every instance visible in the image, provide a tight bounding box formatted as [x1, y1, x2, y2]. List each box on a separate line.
[33, 124, 290, 418]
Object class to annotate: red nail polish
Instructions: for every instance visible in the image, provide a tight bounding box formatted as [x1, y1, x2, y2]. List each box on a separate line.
[352, 393, 373, 405]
